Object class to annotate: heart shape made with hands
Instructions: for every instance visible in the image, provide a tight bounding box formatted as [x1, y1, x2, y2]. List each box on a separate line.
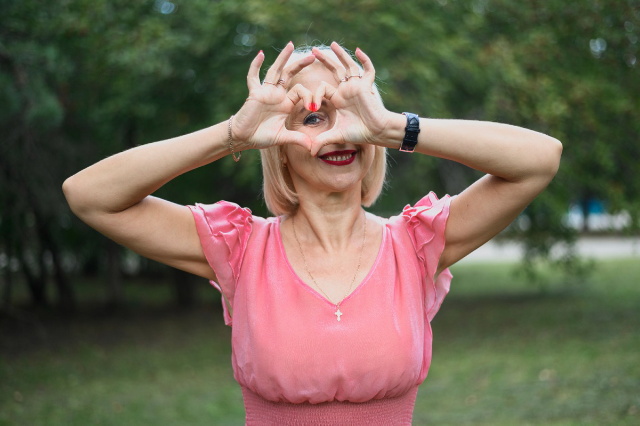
[242, 41, 388, 156]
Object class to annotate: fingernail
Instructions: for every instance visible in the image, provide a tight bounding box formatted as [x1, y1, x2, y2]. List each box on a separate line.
[309, 102, 318, 112]
[258, 50, 263, 55]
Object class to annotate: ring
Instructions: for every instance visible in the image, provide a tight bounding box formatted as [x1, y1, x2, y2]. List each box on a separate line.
[346, 75, 362, 80]
[339, 77, 347, 83]
[263, 80, 278, 86]
[277, 79, 286, 85]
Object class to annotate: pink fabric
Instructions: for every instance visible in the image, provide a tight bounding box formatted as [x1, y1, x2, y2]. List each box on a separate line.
[242, 386, 417, 425]
[188, 192, 452, 422]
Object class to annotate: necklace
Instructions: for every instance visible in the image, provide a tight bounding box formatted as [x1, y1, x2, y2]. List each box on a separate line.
[292, 211, 367, 322]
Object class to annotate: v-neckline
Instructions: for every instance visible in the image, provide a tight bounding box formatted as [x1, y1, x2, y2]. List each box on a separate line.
[275, 213, 387, 308]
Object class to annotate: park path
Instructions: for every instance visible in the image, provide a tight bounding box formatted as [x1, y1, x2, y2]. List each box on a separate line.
[459, 236, 640, 263]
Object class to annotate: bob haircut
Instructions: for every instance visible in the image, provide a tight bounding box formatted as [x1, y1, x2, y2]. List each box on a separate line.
[261, 44, 388, 217]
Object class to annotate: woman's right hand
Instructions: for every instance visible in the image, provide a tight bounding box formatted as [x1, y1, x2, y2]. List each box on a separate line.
[230, 42, 317, 152]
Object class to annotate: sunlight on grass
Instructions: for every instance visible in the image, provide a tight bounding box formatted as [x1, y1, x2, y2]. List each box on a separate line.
[2, 259, 639, 425]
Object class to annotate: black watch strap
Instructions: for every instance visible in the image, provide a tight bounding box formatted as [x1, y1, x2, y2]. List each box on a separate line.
[400, 112, 420, 152]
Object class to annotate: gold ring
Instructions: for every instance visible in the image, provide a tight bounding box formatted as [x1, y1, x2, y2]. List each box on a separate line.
[263, 80, 278, 86]
[346, 75, 362, 80]
[277, 79, 286, 85]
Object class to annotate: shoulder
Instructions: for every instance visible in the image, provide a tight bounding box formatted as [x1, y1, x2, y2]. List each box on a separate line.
[386, 192, 453, 228]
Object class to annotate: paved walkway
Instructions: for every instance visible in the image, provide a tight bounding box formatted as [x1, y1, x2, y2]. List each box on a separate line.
[459, 236, 640, 263]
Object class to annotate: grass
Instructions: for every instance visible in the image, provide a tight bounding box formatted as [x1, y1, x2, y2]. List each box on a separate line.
[2, 259, 639, 425]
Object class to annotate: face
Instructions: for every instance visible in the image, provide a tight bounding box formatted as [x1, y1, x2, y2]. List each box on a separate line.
[282, 60, 375, 197]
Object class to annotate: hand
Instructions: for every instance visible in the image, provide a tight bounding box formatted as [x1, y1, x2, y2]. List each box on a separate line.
[309, 42, 396, 156]
[231, 42, 317, 151]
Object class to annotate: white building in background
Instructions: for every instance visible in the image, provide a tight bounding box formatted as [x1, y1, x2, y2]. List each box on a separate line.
[564, 201, 632, 232]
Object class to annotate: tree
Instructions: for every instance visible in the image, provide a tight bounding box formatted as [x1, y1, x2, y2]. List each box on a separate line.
[1, 0, 637, 311]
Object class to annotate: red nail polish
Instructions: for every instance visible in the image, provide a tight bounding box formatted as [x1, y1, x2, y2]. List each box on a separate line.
[309, 102, 318, 112]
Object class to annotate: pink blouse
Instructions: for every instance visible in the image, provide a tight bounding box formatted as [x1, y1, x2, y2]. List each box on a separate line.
[189, 192, 452, 425]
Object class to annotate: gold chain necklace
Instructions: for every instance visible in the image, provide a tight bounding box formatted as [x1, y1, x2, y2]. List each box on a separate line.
[292, 211, 367, 322]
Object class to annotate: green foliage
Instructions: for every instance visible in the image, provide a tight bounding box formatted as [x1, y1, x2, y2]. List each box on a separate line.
[1, 0, 639, 305]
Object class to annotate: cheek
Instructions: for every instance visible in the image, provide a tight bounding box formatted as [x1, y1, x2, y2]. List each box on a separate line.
[361, 146, 376, 168]
[283, 145, 311, 166]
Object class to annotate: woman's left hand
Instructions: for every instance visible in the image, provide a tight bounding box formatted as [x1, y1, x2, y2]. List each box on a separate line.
[309, 42, 398, 156]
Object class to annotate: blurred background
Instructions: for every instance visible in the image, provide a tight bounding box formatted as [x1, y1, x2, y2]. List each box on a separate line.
[1, 0, 639, 424]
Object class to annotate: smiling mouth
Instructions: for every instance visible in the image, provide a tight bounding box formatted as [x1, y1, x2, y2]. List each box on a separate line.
[319, 150, 357, 166]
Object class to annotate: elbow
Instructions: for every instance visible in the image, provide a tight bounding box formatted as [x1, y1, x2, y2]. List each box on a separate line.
[532, 135, 562, 180]
[546, 136, 563, 177]
[62, 174, 88, 218]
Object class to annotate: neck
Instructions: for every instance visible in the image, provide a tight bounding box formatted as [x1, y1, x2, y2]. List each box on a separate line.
[291, 195, 365, 253]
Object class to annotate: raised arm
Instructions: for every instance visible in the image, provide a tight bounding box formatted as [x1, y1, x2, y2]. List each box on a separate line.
[310, 42, 562, 272]
[62, 42, 317, 279]
[405, 117, 562, 272]
[63, 123, 231, 279]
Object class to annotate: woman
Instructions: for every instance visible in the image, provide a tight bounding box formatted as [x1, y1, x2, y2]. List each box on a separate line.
[63, 41, 562, 424]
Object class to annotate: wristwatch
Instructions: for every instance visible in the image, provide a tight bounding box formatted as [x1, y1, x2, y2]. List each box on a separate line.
[399, 112, 420, 152]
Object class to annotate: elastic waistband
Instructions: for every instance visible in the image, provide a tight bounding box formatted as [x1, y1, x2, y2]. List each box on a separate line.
[242, 386, 417, 425]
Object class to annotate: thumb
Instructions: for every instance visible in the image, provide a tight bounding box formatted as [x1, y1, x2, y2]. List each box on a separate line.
[281, 129, 312, 152]
[310, 128, 344, 157]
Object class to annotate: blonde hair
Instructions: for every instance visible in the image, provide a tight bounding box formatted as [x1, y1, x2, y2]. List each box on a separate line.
[260, 45, 387, 216]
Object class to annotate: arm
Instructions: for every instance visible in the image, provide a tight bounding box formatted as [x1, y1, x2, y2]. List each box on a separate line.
[310, 43, 562, 272]
[63, 43, 316, 279]
[62, 123, 231, 279]
[385, 115, 563, 272]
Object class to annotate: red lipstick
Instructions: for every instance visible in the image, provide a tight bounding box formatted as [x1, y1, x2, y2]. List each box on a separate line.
[318, 150, 357, 166]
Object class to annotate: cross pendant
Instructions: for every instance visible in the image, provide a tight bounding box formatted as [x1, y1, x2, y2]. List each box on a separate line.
[335, 307, 343, 321]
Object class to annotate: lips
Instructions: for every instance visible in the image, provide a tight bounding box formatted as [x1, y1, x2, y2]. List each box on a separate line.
[318, 150, 357, 166]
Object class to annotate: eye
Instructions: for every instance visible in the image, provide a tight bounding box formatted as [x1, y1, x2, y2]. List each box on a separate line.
[303, 113, 322, 126]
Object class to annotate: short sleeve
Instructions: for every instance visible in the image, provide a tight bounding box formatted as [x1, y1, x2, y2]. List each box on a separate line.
[400, 192, 453, 321]
[188, 201, 253, 325]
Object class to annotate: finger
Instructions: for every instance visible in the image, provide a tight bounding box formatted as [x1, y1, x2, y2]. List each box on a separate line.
[313, 81, 339, 108]
[286, 83, 313, 110]
[247, 50, 265, 91]
[330, 41, 361, 77]
[355, 47, 375, 84]
[311, 47, 346, 82]
[280, 54, 316, 86]
[311, 128, 344, 157]
[282, 130, 312, 151]
[264, 41, 294, 84]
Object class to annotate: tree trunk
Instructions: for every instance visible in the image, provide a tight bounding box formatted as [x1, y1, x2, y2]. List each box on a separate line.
[18, 248, 48, 307]
[173, 268, 196, 308]
[1, 251, 13, 311]
[106, 240, 124, 309]
[35, 212, 75, 311]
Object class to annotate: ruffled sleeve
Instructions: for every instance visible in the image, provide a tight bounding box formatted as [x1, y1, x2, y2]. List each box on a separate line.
[188, 201, 253, 325]
[401, 192, 453, 321]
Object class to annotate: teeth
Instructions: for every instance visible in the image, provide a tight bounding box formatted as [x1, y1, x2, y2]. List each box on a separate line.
[325, 154, 352, 161]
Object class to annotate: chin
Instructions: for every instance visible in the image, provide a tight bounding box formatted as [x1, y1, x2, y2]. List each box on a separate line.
[315, 173, 365, 194]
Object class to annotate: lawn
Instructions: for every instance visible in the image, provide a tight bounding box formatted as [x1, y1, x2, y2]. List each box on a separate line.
[2, 259, 639, 425]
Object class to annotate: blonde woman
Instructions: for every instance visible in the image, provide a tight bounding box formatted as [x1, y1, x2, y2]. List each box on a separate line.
[63, 41, 562, 424]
